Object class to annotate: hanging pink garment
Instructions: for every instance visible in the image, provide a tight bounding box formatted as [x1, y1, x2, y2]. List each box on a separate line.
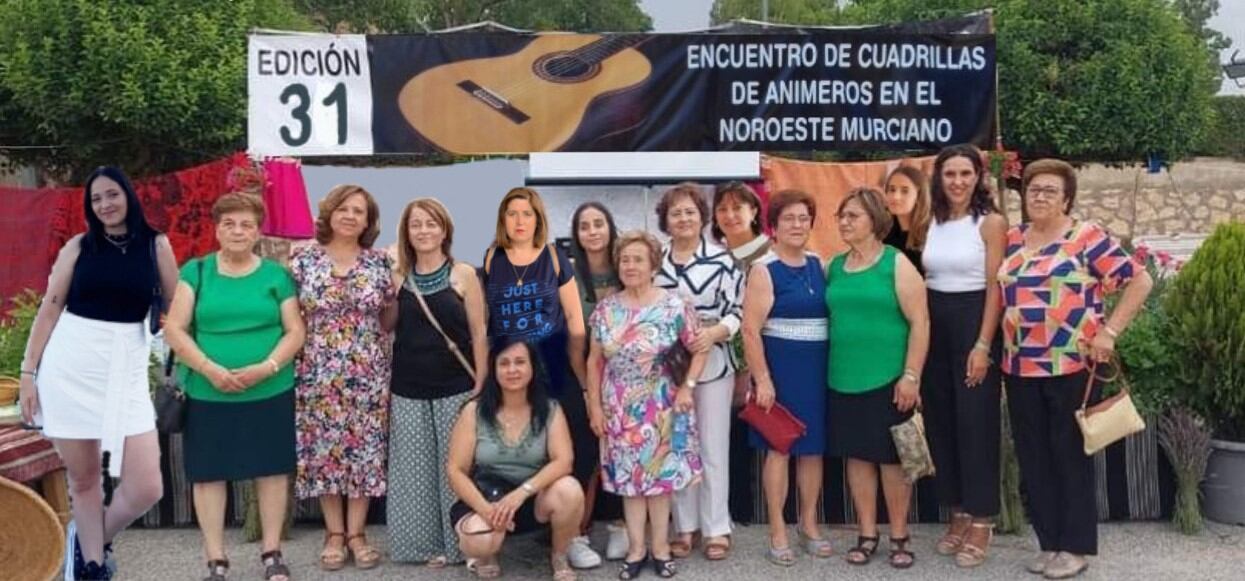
[261, 159, 315, 239]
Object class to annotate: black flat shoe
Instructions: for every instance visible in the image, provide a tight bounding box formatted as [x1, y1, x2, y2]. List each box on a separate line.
[619, 555, 647, 580]
[652, 555, 677, 578]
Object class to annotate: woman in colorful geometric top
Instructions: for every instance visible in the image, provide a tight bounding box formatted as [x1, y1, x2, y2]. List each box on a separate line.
[998, 159, 1152, 579]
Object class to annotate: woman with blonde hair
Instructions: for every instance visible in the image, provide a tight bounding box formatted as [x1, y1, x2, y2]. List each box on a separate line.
[384, 198, 488, 567]
[882, 165, 932, 275]
[290, 184, 396, 571]
[481, 187, 602, 569]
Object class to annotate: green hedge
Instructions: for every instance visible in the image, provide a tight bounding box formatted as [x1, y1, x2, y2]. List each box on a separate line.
[1197, 95, 1245, 159]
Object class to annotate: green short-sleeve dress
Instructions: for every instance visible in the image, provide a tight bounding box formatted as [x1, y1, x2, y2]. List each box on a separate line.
[180, 253, 299, 482]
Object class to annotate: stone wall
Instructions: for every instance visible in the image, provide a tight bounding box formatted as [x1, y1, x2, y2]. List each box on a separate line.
[998, 157, 1245, 240]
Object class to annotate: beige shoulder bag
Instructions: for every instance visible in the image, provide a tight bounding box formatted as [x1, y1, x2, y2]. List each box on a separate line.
[409, 266, 476, 382]
[1076, 357, 1145, 455]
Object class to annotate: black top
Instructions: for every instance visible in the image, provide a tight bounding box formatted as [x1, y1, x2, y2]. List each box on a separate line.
[390, 284, 475, 400]
[65, 235, 155, 323]
[883, 222, 925, 276]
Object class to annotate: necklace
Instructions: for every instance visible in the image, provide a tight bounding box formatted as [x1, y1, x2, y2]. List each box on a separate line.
[509, 251, 536, 287]
[103, 232, 132, 254]
[845, 245, 885, 273]
[789, 261, 815, 295]
[408, 259, 451, 294]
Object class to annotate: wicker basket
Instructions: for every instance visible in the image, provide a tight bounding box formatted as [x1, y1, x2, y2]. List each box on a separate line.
[0, 376, 19, 407]
[0, 475, 65, 581]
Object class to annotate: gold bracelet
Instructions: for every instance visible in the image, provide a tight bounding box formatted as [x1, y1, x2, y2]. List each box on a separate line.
[1103, 324, 1120, 339]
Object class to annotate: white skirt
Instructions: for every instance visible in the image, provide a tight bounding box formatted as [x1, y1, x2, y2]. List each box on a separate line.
[36, 311, 156, 469]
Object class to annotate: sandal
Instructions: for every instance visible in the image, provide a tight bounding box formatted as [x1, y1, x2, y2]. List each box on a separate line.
[937, 512, 971, 555]
[474, 556, 502, 579]
[346, 533, 382, 570]
[955, 522, 994, 568]
[425, 555, 449, 569]
[261, 550, 291, 581]
[797, 528, 833, 558]
[889, 536, 915, 569]
[618, 555, 647, 580]
[552, 554, 577, 581]
[203, 559, 229, 581]
[845, 535, 879, 566]
[766, 543, 797, 567]
[703, 536, 731, 561]
[669, 533, 695, 558]
[319, 532, 347, 571]
[652, 555, 677, 578]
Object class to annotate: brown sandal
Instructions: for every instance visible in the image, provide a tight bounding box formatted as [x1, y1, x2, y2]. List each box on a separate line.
[670, 533, 696, 558]
[319, 532, 347, 571]
[937, 512, 971, 555]
[703, 536, 731, 561]
[955, 522, 994, 568]
[347, 533, 382, 569]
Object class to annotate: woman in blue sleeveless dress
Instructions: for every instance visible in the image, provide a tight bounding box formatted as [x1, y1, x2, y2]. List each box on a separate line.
[740, 190, 830, 566]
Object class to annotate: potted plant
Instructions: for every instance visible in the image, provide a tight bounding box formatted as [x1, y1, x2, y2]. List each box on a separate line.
[1165, 223, 1245, 525]
[0, 291, 42, 407]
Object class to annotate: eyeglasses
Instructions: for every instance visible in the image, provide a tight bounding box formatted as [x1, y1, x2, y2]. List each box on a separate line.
[668, 209, 700, 220]
[778, 214, 813, 226]
[836, 211, 866, 222]
[1025, 185, 1064, 199]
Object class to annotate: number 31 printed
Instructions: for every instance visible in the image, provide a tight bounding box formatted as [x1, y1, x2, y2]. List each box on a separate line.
[279, 82, 347, 147]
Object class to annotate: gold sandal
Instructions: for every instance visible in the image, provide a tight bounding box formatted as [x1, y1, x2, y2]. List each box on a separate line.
[936, 513, 971, 555]
[319, 532, 347, 571]
[552, 554, 577, 581]
[955, 522, 994, 568]
[347, 533, 382, 569]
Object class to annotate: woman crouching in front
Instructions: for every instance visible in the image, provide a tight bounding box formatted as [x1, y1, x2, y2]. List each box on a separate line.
[448, 338, 584, 580]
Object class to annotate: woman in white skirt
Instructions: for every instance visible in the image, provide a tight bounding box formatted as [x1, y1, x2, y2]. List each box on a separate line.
[18, 166, 179, 580]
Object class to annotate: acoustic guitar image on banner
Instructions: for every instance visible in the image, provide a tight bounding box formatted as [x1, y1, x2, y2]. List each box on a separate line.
[399, 34, 651, 153]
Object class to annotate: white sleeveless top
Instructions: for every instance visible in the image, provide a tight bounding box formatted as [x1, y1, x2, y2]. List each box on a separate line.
[923, 214, 986, 292]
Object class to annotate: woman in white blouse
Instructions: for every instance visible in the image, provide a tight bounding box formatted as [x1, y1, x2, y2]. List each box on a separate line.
[654, 182, 745, 562]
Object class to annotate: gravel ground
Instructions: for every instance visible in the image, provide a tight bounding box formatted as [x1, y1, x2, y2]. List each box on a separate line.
[101, 520, 1245, 580]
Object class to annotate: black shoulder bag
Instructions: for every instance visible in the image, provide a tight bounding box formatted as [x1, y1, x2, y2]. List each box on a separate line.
[154, 258, 202, 433]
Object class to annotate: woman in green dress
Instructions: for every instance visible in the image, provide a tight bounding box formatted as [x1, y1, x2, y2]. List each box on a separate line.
[165, 193, 307, 581]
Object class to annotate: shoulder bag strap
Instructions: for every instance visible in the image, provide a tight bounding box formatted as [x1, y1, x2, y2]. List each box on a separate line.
[1081, 355, 1126, 409]
[410, 268, 477, 382]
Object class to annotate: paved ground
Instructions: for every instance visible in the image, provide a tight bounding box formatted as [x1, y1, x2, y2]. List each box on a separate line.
[109, 521, 1245, 580]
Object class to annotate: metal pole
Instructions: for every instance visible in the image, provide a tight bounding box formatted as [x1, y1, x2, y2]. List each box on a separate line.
[762, 0, 769, 22]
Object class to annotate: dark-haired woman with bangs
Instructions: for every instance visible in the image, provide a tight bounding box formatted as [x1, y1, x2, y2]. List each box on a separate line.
[448, 339, 584, 581]
[19, 166, 178, 580]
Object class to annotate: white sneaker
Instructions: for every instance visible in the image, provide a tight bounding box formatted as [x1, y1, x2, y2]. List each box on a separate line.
[605, 524, 630, 561]
[567, 535, 602, 569]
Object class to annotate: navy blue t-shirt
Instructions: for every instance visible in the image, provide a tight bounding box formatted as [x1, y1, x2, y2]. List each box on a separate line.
[484, 245, 574, 341]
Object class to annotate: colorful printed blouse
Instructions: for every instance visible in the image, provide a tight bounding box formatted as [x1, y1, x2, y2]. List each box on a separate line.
[997, 221, 1141, 377]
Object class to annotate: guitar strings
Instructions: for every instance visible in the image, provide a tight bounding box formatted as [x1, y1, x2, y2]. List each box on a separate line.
[486, 36, 648, 101]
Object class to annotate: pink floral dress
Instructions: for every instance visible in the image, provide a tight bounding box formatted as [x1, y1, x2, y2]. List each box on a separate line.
[590, 289, 704, 497]
[290, 245, 395, 498]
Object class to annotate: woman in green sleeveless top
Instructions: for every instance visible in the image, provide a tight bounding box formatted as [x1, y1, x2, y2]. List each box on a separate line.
[447, 339, 584, 581]
[825, 188, 930, 570]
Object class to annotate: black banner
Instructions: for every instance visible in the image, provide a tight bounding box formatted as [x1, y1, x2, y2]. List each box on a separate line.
[370, 29, 995, 154]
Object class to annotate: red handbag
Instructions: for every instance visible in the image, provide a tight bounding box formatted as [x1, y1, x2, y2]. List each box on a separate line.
[737, 395, 807, 455]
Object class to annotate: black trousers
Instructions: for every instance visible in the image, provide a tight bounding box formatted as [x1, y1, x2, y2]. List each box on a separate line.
[1005, 371, 1098, 555]
[922, 290, 1001, 517]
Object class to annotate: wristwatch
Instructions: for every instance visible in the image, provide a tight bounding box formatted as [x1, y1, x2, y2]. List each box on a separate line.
[521, 481, 537, 496]
[683, 378, 698, 390]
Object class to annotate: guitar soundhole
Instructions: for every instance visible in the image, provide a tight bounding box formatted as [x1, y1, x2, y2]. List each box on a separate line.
[534, 52, 601, 83]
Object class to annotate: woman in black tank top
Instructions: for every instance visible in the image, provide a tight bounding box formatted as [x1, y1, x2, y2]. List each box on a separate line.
[18, 166, 178, 580]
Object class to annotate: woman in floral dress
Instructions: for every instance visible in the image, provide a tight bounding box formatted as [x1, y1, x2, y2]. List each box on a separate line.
[290, 185, 397, 571]
[587, 231, 706, 580]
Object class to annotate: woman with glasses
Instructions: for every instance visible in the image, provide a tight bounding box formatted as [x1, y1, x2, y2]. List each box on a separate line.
[739, 190, 831, 566]
[999, 159, 1151, 579]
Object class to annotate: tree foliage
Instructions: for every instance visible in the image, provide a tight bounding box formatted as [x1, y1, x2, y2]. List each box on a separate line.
[0, 0, 310, 179]
[711, 0, 1221, 162]
[303, 0, 652, 33]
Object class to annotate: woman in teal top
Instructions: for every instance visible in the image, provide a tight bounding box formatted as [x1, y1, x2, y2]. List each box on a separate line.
[447, 338, 583, 581]
[825, 187, 929, 570]
[165, 193, 306, 581]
